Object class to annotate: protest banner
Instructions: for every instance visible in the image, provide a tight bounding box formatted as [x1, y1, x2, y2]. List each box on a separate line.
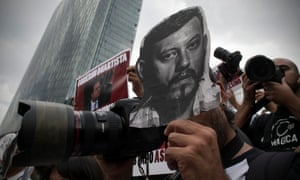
[75, 49, 130, 111]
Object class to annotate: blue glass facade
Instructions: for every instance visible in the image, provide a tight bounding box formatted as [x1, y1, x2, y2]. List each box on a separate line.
[1, 0, 143, 133]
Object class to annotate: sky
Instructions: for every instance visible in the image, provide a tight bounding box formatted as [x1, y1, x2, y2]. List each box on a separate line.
[0, 0, 300, 125]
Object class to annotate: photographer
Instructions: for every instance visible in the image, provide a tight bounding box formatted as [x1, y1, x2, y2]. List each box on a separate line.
[98, 107, 300, 180]
[234, 58, 300, 151]
[98, 7, 300, 180]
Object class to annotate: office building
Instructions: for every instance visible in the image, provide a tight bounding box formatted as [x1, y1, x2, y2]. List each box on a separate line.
[1, 0, 143, 133]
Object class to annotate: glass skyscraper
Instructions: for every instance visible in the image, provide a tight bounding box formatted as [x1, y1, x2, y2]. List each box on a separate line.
[1, 0, 143, 133]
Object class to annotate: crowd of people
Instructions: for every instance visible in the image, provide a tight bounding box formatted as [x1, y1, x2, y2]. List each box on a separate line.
[233, 58, 300, 152]
[1, 5, 300, 180]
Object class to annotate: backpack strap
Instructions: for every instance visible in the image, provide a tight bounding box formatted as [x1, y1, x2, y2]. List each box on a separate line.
[246, 151, 296, 180]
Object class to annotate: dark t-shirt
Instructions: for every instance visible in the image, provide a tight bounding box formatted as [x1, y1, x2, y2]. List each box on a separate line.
[247, 107, 300, 151]
[245, 113, 271, 149]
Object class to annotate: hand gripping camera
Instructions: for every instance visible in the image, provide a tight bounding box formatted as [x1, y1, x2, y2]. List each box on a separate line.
[13, 98, 166, 167]
[245, 55, 285, 114]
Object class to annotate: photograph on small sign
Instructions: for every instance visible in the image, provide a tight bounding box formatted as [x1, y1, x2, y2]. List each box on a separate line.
[75, 49, 130, 111]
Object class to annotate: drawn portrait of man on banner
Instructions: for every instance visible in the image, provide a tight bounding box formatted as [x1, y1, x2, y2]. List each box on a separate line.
[130, 6, 220, 128]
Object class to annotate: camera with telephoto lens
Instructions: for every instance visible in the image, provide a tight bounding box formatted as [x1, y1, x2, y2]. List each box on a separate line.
[245, 55, 285, 114]
[245, 55, 284, 83]
[214, 47, 243, 82]
[12, 98, 166, 167]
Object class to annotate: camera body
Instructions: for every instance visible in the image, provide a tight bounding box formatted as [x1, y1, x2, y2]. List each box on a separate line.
[13, 98, 166, 167]
[245, 55, 284, 83]
[214, 47, 243, 82]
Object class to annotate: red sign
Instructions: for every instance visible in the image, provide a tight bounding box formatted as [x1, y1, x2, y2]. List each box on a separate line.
[74, 49, 130, 111]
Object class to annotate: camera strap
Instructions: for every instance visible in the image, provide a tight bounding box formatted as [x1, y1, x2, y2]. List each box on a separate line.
[221, 134, 244, 165]
[251, 96, 270, 115]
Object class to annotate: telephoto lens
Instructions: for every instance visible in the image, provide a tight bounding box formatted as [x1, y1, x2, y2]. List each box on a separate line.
[245, 55, 284, 83]
[214, 47, 231, 62]
[14, 100, 124, 166]
[213, 47, 242, 81]
[13, 98, 166, 166]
